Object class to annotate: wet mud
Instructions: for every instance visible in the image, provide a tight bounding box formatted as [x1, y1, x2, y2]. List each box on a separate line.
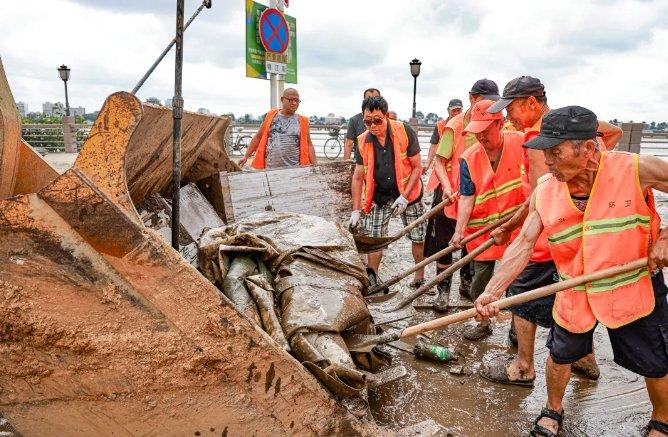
[367, 191, 668, 436]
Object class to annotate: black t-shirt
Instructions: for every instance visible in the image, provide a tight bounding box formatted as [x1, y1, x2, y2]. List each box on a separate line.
[346, 113, 367, 148]
[429, 125, 440, 144]
[354, 122, 422, 206]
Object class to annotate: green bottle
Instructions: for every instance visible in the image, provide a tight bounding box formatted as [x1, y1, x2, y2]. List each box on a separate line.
[413, 340, 454, 362]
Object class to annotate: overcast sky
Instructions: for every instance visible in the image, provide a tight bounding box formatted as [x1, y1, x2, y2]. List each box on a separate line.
[1, 0, 667, 121]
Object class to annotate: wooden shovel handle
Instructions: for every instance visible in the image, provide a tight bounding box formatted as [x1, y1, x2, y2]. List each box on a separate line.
[400, 258, 648, 339]
[396, 194, 457, 239]
[369, 214, 512, 294]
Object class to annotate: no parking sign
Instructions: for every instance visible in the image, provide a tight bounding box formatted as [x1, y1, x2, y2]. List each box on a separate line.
[259, 8, 290, 54]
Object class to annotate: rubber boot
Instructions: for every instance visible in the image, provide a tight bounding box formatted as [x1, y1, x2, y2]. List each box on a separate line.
[459, 272, 473, 301]
[433, 276, 451, 313]
[366, 267, 389, 294]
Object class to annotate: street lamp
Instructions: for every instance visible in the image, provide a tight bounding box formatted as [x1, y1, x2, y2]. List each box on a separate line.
[57, 64, 71, 116]
[409, 58, 421, 119]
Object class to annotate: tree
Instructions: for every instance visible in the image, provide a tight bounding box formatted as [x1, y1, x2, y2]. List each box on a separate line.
[425, 112, 439, 124]
[415, 111, 425, 121]
[657, 122, 667, 131]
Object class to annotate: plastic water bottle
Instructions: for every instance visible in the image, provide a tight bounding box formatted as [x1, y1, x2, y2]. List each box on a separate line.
[413, 340, 454, 362]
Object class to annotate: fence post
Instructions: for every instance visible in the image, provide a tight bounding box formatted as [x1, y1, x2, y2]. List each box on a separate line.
[61, 115, 75, 153]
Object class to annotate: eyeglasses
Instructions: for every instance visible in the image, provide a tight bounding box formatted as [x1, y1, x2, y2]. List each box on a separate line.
[282, 97, 301, 103]
[364, 117, 385, 127]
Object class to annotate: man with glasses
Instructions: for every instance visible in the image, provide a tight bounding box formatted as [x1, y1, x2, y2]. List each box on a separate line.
[349, 96, 426, 287]
[239, 88, 316, 169]
[343, 88, 381, 161]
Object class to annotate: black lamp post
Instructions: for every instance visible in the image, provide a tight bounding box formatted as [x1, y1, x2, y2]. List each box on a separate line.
[57, 65, 71, 116]
[409, 58, 421, 119]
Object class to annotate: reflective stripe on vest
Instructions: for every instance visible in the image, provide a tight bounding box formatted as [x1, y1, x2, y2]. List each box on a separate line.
[358, 120, 422, 214]
[460, 131, 527, 261]
[425, 113, 468, 219]
[535, 151, 660, 332]
[251, 109, 312, 169]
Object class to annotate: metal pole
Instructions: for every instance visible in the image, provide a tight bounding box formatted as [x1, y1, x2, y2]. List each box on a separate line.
[412, 76, 417, 119]
[277, 0, 285, 108]
[269, 0, 278, 109]
[171, 0, 184, 250]
[131, 0, 211, 95]
[64, 81, 70, 116]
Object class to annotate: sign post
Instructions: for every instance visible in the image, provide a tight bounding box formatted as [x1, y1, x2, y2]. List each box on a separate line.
[245, 0, 297, 107]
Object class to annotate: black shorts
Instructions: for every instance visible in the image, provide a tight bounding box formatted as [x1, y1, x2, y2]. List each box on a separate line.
[424, 186, 456, 264]
[507, 261, 557, 329]
[546, 271, 668, 378]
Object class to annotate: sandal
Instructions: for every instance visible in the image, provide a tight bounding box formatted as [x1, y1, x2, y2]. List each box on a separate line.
[530, 407, 564, 437]
[643, 420, 668, 436]
[479, 357, 534, 388]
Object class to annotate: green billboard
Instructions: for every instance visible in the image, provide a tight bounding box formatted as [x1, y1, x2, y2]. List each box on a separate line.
[245, 0, 297, 83]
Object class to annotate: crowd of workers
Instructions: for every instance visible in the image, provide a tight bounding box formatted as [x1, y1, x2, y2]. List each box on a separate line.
[237, 78, 668, 437]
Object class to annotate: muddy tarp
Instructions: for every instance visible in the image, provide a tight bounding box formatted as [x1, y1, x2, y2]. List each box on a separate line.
[198, 212, 388, 397]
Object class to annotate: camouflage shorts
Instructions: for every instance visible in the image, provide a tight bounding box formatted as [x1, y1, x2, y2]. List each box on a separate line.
[361, 200, 426, 243]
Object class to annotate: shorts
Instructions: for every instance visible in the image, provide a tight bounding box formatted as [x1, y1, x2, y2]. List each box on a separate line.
[507, 261, 557, 329]
[546, 271, 668, 378]
[361, 200, 426, 243]
[424, 186, 457, 264]
[471, 260, 495, 301]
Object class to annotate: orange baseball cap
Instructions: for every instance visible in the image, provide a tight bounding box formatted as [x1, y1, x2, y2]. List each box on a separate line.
[463, 99, 503, 134]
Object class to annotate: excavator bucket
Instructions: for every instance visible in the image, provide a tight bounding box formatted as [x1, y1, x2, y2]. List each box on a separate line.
[0, 64, 380, 435]
[0, 57, 59, 198]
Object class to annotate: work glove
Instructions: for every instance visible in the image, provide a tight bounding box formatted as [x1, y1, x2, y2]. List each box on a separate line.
[348, 210, 361, 230]
[391, 195, 409, 217]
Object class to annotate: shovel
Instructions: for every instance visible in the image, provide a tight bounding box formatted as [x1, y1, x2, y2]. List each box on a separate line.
[384, 238, 496, 312]
[344, 258, 648, 352]
[353, 193, 457, 253]
[367, 215, 511, 294]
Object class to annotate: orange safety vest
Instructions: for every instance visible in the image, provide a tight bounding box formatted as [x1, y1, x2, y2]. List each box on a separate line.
[460, 131, 527, 260]
[251, 109, 312, 169]
[535, 151, 660, 332]
[358, 120, 422, 214]
[436, 119, 447, 137]
[425, 113, 469, 219]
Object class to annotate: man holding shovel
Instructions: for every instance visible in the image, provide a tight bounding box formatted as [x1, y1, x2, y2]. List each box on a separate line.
[349, 96, 426, 287]
[450, 99, 528, 340]
[482, 76, 623, 385]
[475, 106, 668, 437]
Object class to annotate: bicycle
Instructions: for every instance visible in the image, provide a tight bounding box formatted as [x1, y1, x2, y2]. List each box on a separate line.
[323, 126, 343, 159]
[229, 127, 253, 156]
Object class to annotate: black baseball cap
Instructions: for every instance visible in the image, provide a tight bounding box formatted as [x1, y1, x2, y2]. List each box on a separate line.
[488, 76, 546, 113]
[524, 106, 600, 150]
[469, 79, 499, 101]
[448, 98, 463, 109]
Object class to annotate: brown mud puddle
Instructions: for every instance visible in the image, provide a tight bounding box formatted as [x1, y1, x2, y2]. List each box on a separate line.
[366, 206, 658, 436]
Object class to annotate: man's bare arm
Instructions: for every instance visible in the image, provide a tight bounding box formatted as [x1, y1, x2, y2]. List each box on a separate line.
[351, 165, 365, 212]
[490, 198, 530, 245]
[597, 121, 623, 150]
[343, 138, 354, 160]
[426, 142, 438, 171]
[475, 192, 544, 319]
[639, 154, 668, 269]
[239, 131, 262, 166]
[451, 195, 474, 246]
[307, 131, 317, 165]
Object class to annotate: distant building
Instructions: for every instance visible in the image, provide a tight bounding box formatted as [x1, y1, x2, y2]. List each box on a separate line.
[164, 98, 173, 108]
[324, 113, 342, 125]
[197, 108, 210, 115]
[42, 101, 54, 116]
[145, 97, 162, 106]
[16, 101, 28, 117]
[71, 106, 85, 117]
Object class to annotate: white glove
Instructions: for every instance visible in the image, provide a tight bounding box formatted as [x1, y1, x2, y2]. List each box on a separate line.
[349, 210, 361, 230]
[391, 195, 409, 217]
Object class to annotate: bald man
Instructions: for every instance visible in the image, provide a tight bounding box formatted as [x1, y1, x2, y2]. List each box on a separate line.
[239, 88, 317, 169]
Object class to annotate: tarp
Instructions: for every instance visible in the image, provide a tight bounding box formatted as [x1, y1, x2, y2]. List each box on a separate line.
[198, 212, 387, 397]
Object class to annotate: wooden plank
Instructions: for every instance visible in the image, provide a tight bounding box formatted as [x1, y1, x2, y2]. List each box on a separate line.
[220, 161, 354, 223]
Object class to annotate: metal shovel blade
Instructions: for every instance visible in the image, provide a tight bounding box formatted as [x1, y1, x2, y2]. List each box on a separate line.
[353, 234, 397, 253]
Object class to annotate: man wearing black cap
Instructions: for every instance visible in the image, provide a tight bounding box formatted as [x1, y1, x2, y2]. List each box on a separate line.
[479, 76, 620, 386]
[424, 80, 499, 311]
[474, 106, 668, 437]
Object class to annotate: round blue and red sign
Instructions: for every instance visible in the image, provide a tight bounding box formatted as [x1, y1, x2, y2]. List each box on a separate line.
[259, 8, 290, 54]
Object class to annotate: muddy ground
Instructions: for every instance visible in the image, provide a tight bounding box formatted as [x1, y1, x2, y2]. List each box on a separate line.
[368, 190, 668, 437]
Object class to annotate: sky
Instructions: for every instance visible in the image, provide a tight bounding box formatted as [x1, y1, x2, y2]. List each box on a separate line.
[1, 0, 667, 122]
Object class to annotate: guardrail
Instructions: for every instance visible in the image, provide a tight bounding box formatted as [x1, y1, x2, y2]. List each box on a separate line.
[21, 124, 92, 152]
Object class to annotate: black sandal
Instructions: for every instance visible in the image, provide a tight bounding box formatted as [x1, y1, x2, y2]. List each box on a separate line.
[643, 420, 668, 436]
[530, 407, 564, 437]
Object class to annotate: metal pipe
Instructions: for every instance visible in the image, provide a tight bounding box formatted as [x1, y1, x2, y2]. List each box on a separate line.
[411, 76, 417, 119]
[64, 81, 70, 116]
[131, 0, 211, 95]
[171, 0, 185, 250]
